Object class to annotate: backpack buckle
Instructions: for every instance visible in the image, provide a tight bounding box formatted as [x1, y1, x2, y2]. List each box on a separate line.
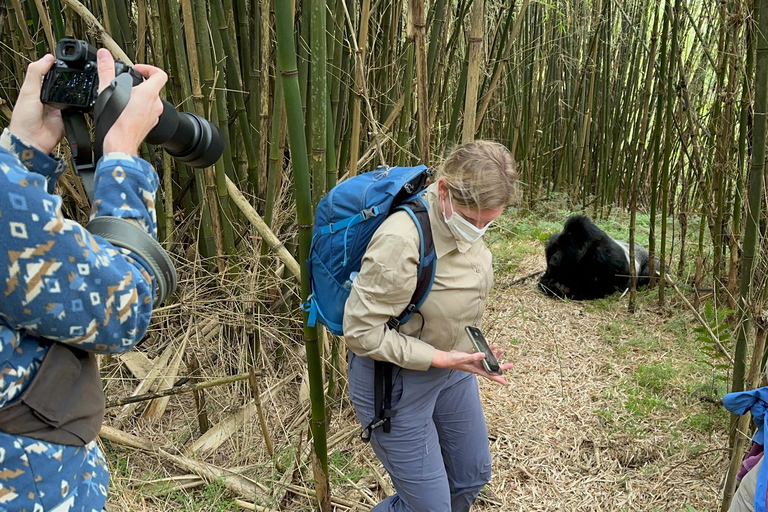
[360, 206, 380, 220]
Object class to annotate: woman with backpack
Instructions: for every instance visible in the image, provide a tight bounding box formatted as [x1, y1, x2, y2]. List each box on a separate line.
[343, 140, 518, 511]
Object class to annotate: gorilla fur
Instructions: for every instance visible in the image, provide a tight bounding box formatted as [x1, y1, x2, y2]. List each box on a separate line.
[538, 215, 657, 300]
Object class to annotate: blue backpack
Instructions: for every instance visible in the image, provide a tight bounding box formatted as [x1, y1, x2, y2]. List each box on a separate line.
[303, 165, 436, 336]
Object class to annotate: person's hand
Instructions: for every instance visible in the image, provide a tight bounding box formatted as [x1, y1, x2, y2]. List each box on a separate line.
[432, 345, 513, 385]
[8, 54, 65, 154]
[96, 48, 167, 156]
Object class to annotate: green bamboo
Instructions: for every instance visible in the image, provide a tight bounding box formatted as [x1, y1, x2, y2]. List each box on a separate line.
[274, 2, 330, 510]
[310, 0, 328, 205]
[411, 0, 430, 165]
[210, 0, 259, 196]
[724, 0, 768, 503]
[647, 2, 671, 285]
[48, 0, 66, 40]
[658, 0, 680, 305]
[167, 0, 222, 262]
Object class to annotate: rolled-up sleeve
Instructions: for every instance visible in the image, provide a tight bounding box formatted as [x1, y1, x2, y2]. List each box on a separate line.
[343, 213, 436, 370]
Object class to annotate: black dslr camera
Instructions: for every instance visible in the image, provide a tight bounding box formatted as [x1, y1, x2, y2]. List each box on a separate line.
[41, 39, 141, 111]
[41, 38, 223, 169]
[37, 38, 224, 306]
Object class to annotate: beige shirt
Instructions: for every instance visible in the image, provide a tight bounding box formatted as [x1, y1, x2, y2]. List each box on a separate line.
[343, 182, 494, 371]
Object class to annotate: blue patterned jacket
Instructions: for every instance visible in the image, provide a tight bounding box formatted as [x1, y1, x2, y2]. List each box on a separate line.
[0, 128, 158, 511]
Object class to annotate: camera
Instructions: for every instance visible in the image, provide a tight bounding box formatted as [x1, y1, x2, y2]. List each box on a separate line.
[41, 38, 224, 168]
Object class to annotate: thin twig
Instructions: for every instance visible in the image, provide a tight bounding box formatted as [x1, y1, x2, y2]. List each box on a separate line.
[105, 372, 256, 408]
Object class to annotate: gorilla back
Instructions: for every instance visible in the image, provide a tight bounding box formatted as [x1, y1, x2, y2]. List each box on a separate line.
[538, 215, 657, 300]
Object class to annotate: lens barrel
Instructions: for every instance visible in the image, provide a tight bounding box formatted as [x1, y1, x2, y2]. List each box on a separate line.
[145, 100, 224, 168]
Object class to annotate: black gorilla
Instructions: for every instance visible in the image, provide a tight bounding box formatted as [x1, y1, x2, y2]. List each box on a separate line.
[538, 215, 657, 300]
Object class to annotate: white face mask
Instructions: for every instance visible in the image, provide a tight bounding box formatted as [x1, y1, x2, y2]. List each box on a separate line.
[442, 192, 491, 245]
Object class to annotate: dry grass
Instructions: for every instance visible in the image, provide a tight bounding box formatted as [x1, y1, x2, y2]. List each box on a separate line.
[103, 236, 730, 512]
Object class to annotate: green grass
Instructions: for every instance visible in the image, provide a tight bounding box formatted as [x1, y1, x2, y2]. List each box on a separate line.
[329, 449, 367, 485]
[166, 481, 239, 511]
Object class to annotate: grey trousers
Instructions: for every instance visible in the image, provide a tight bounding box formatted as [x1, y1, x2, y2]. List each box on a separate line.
[347, 351, 492, 512]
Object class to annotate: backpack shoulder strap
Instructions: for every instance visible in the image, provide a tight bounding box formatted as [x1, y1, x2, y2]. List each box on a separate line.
[386, 192, 436, 329]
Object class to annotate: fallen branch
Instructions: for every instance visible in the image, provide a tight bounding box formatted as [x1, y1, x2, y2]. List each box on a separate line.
[99, 425, 274, 506]
[225, 175, 301, 278]
[58, 0, 133, 64]
[106, 372, 255, 408]
[665, 273, 734, 365]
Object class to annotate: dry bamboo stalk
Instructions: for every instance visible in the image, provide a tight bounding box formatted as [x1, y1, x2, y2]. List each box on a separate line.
[234, 499, 276, 512]
[184, 373, 295, 458]
[258, 0, 270, 200]
[9, 0, 34, 60]
[99, 424, 156, 450]
[32, 0, 56, 51]
[250, 368, 274, 457]
[345, 0, 371, 176]
[282, 483, 359, 508]
[184, 400, 257, 457]
[185, 351, 210, 434]
[100, 424, 273, 504]
[475, 0, 530, 131]
[118, 350, 154, 379]
[329, 464, 378, 506]
[0, 98, 12, 119]
[99, 0, 111, 32]
[114, 333, 179, 425]
[364, 458, 394, 495]
[105, 372, 254, 408]
[410, 0, 430, 165]
[59, 0, 132, 64]
[462, 0, 484, 142]
[224, 175, 301, 277]
[142, 326, 190, 420]
[136, 0, 147, 63]
[201, 324, 222, 344]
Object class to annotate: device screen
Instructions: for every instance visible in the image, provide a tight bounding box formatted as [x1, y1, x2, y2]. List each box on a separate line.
[42, 69, 97, 110]
[465, 326, 501, 374]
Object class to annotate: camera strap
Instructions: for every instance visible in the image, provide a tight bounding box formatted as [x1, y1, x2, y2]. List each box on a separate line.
[61, 112, 96, 202]
[60, 74, 177, 306]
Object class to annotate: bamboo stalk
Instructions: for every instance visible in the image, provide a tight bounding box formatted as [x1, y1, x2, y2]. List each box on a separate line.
[106, 372, 255, 408]
[60, 0, 132, 63]
[347, 0, 370, 176]
[9, 0, 35, 60]
[410, 0, 430, 165]
[462, 0, 484, 143]
[475, 0, 529, 132]
[274, 2, 330, 509]
[32, 0, 55, 51]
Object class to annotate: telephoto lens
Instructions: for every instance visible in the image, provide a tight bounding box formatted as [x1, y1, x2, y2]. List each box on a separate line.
[145, 100, 224, 168]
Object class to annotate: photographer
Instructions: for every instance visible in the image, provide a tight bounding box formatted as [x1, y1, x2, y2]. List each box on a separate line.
[0, 50, 166, 511]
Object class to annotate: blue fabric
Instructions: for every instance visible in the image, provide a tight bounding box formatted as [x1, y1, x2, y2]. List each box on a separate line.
[306, 165, 432, 335]
[0, 129, 158, 511]
[723, 387, 768, 512]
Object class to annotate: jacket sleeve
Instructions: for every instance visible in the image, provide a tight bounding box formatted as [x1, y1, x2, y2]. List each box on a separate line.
[342, 213, 436, 371]
[0, 129, 158, 354]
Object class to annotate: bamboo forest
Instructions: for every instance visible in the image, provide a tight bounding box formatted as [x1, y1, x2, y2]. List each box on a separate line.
[1, 0, 767, 510]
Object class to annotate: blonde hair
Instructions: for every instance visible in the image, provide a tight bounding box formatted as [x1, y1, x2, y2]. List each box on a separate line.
[436, 140, 518, 210]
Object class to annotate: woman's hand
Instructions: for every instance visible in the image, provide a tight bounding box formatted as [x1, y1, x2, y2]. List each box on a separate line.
[96, 48, 167, 156]
[8, 54, 65, 154]
[432, 345, 513, 385]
